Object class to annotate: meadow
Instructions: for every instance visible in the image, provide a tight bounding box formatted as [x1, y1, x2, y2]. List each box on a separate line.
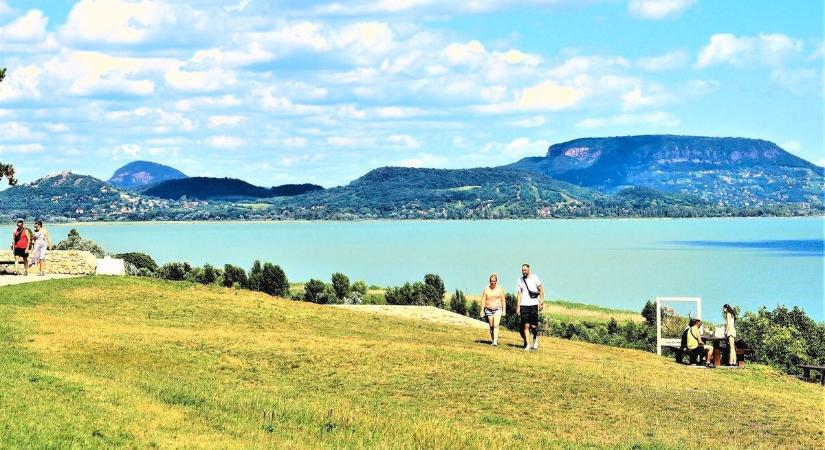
[0, 277, 822, 449]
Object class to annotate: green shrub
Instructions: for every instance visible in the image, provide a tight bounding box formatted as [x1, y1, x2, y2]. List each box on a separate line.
[304, 279, 327, 303]
[331, 272, 350, 300]
[449, 290, 467, 315]
[113, 252, 158, 273]
[55, 229, 107, 258]
[738, 305, 825, 374]
[201, 263, 218, 284]
[223, 264, 248, 288]
[423, 274, 446, 308]
[352, 280, 368, 296]
[248, 260, 263, 291]
[468, 300, 481, 319]
[260, 263, 289, 297]
[156, 262, 191, 281]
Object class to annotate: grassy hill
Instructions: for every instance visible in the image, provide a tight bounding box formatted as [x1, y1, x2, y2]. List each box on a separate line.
[1, 277, 821, 449]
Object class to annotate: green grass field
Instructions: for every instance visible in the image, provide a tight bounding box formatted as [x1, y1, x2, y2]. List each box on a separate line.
[1, 277, 822, 449]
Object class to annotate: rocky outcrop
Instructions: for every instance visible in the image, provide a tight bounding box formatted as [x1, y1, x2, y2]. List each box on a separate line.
[0, 249, 97, 275]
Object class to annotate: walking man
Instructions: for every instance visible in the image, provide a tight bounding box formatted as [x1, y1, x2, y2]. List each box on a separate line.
[11, 219, 30, 276]
[516, 263, 544, 351]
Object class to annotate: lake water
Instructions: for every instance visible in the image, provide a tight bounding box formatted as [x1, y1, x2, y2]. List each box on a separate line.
[46, 217, 824, 321]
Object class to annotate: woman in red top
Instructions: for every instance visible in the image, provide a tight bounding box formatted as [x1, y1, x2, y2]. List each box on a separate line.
[11, 219, 30, 275]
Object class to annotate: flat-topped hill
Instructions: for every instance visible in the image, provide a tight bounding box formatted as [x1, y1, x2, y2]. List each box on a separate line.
[1, 277, 821, 448]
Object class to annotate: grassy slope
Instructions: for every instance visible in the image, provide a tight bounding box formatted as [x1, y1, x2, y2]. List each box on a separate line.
[1, 277, 821, 449]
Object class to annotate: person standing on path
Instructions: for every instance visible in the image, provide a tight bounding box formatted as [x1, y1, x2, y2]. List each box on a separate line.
[28, 220, 52, 276]
[516, 263, 544, 351]
[479, 273, 506, 346]
[11, 219, 30, 276]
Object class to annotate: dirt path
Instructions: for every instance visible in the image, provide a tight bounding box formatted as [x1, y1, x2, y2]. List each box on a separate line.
[0, 274, 80, 287]
[333, 304, 488, 329]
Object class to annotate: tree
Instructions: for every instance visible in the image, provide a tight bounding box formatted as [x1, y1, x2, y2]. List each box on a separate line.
[56, 229, 107, 258]
[248, 260, 263, 291]
[331, 272, 350, 300]
[260, 263, 289, 297]
[113, 252, 158, 273]
[201, 263, 218, 284]
[304, 278, 328, 303]
[423, 273, 446, 308]
[641, 300, 656, 327]
[352, 280, 368, 296]
[449, 290, 467, 315]
[468, 300, 481, 319]
[223, 264, 248, 288]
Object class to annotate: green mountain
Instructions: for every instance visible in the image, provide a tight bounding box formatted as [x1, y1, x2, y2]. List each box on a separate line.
[108, 161, 188, 190]
[143, 177, 324, 201]
[508, 135, 824, 208]
[0, 172, 167, 221]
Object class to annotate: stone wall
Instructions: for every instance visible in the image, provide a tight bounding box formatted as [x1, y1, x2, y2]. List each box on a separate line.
[0, 249, 97, 275]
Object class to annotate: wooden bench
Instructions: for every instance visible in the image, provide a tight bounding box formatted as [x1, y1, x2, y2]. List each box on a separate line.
[664, 344, 752, 367]
[796, 364, 825, 385]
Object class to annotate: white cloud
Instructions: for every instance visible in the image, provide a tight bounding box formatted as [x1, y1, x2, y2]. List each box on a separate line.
[547, 55, 630, 79]
[165, 67, 237, 92]
[175, 95, 242, 111]
[696, 33, 804, 68]
[283, 137, 308, 148]
[0, 65, 42, 101]
[816, 158, 825, 168]
[208, 115, 246, 127]
[110, 144, 141, 158]
[386, 134, 421, 148]
[42, 51, 177, 97]
[0, 1, 12, 15]
[0, 9, 47, 42]
[0, 122, 42, 141]
[0, 143, 44, 154]
[503, 137, 551, 158]
[769, 68, 820, 95]
[517, 81, 585, 110]
[511, 115, 546, 128]
[629, 0, 696, 20]
[327, 136, 372, 147]
[621, 84, 668, 110]
[637, 50, 689, 71]
[45, 123, 70, 133]
[780, 141, 801, 153]
[577, 111, 680, 129]
[398, 153, 448, 168]
[207, 135, 246, 149]
[60, 0, 175, 45]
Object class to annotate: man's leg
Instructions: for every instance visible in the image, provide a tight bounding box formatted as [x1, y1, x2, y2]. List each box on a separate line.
[530, 325, 539, 349]
[22, 256, 28, 275]
[522, 323, 530, 349]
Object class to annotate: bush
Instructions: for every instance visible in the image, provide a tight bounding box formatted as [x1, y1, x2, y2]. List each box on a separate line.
[449, 290, 467, 315]
[260, 263, 289, 297]
[56, 229, 107, 258]
[738, 305, 825, 374]
[641, 300, 656, 326]
[113, 252, 158, 273]
[201, 263, 218, 284]
[468, 300, 481, 319]
[223, 264, 248, 288]
[385, 282, 429, 306]
[135, 267, 153, 277]
[304, 278, 328, 303]
[423, 273, 446, 308]
[343, 292, 364, 305]
[352, 280, 368, 296]
[156, 262, 191, 281]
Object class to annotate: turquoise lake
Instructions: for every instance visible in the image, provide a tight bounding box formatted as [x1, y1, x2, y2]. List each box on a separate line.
[47, 217, 824, 321]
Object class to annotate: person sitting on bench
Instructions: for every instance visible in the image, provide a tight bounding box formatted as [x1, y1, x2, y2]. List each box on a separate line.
[685, 319, 713, 366]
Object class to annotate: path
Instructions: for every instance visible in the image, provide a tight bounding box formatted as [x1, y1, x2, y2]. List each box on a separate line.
[0, 274, 80, 287]
[333, 305, 487, 329]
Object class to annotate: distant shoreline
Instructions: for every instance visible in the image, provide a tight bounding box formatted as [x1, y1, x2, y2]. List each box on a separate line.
[4, 215, 823, 227]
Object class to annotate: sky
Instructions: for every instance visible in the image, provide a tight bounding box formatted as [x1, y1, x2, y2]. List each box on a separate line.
[0, 0, 823, 188]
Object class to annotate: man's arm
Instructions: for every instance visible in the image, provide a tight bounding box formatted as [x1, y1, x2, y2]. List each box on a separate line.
[538, 284, 545, 311]
[515, 281, 521, 315]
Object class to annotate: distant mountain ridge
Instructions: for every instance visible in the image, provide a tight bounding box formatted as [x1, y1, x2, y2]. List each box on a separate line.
[508, 135, 823, 207]
[108, 161, 188, 190]
[143, 177, 324, 200]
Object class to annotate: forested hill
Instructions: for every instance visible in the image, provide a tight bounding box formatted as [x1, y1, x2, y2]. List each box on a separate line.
[108, 161, 188, 190]
[264, 166, 726, 219]
[143, 177, 323, 201]
[508, 135, 824, 208]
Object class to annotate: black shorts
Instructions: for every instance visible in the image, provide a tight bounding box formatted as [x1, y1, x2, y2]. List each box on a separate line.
[520, 305, 539, 326]
[13, 248, 28, 258]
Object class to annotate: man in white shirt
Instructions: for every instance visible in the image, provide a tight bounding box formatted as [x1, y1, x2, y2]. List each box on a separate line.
[516, 263, 544, 351]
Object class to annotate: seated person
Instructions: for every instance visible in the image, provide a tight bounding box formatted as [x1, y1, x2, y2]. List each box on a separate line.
[685, 319, 714, 366]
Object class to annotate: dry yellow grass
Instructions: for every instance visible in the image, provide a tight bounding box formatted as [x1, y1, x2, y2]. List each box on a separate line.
[0, 277, 822, 449]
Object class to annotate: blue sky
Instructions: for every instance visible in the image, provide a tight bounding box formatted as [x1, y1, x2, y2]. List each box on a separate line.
[1, 0, 823, 187]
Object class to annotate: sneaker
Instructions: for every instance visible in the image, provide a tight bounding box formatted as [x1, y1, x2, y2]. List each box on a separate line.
[524, 344, 530, 351]
[532, 337, 539, 350]
[491, 341, 498, 347]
